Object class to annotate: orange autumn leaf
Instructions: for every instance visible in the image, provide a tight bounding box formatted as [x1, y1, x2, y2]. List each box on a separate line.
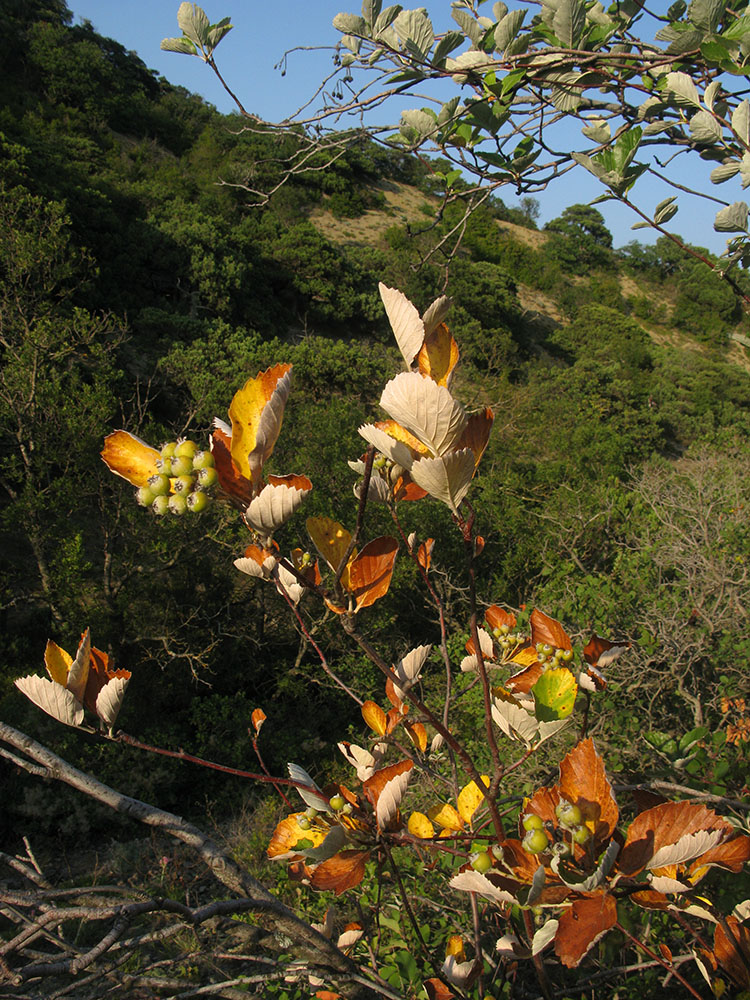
[554, 893, 617, 968]
[101, 430, 160, 488]
[210, 424, 252, 503]
[417, 322, 459, 386]
[375, 419, 430, 457]
[417, 538, 435, 571]
[688, 831, 750, 879]
[349, 536, 398, 612]
[361, 700, 387, 736]
[363, 760, 413, 830]
[228, 363, 292, 483]
[82, 645, 130, 724]
[458, 407, 494, 467]
[251, 708, 266, 735]
[530, 608, 572, 651]
[506, 662, 543, 695]
[267, 813, 326, 860]
[424, 977, 456, 1000]
[620, 801, 737, 877]
[558, 738, 619, 846]
[405, 721, 427, 752]
[485, 605, 517, 633]
[714, 915, 750, 987]
[309, 850, 371, 895]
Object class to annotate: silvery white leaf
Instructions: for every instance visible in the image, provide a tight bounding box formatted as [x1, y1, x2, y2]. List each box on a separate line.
[421, 295, 452, 336]
[66, 628, 91, 704]
[532, 918, 559, 955]
[378, 283, 424, 366]
[15, 676, 84, 728]
[95, 675, 130, 731]
[357, 423, 415, 468]
[449, 867, 515, 904]
[287, 762, 330, 812]
[245, 482, 310, 537]
[409, 449, 475, 513]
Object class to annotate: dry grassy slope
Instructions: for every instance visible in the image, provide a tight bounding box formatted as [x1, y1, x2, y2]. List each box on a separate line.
[309, 181, 750, 372]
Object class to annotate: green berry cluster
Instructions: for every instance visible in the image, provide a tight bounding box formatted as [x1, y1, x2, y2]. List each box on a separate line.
[491, 624, 526, 653]
[555, 799, 591, 845]
[535, 642, 574, 667]
[136, 439, 217, 516]
[521, 812, 550, 854]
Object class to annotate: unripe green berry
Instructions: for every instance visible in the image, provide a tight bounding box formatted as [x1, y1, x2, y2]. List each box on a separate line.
[304, 806, 318, 819]
[523, 828, 549, 855]
[148, 474, 170, 497]
[156, 456, 174, 475]
[175, 439, 198, 459]
[522, 813, 544, 832]
[561, 648, 574, 662]
[168, 494, 187, 516]
[499, 624, 511, 635]
[196, 466, 218, 489]
[341, 802, 353, 815]
[537, 652, 548, 664]
[297, 816, 311, 830]
[470, 851, 493, 873]
[329, 794, 345, 811]
[187, 490, 210, 513]
[151, 495, 170, 516]
[571, 824, 591, 845]
[136, 485, 155, 507]
[373, 455, 387, 470]
[172, 474, 195, 495]
[160, 441, 178, 459]
[170, 455, 194, 478]
[555, 801, 582, 827]
[193, 450, 215, 471]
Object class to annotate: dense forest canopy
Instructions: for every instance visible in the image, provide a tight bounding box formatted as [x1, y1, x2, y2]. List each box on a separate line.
[0, 0, 748, 844]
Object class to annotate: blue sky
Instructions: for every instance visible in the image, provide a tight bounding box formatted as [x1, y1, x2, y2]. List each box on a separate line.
[67, 1, 727, 253]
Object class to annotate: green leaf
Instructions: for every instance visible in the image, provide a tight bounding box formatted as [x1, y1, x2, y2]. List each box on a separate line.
[710, 162, 740, 183]
[494, 7, 525, 51]
[732, 99, 750, 144]
[654, 196, 679, 224]
[400, 108, 438, 137]
[393, 9, 434, 58]
[374, 4, 402, 36]
[432, 31, 465, 65]
[361, 0, 382, 27]
[581, 120, 611, 143]
[452, 7, 485, 47]
[532, 668, 577, 722]
[176, 2, 210, 47]
[206, 19, 233, 51]
[687, 0, 726, 32]
[160, 36, 198, 55]
[552, 0, 586, 48]
[547, 71, 585, 111]
[690, 108, 722, 142]
[714, 200, 749, 231]
[333, 12, 368, 35]
[666, 70, 701, 107]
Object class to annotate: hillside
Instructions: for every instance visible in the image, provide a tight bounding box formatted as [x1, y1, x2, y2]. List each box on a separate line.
[1, 0, 749, 853]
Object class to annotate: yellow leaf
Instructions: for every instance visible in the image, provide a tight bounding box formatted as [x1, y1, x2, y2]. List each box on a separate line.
[228, 363, 292, 483]
[445, 935, 466, 961]
[44, 640, 72, 687]
[101, 430, 160, 488]
[362, 700, 387, 736]
[306, 516, 355, 590]
[418, 322, 459, 386]
[408, 811, 435, 839]
[457, 775, 490, 825]
[428, 802, 464, 831]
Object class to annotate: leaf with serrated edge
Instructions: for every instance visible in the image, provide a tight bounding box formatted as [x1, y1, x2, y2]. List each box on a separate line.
[457, 776, 490, 824]
[380, 372, 467, 457]
[357, 423, 416, 468]
[530, 609, 572, 650]
[492, 691, 538, 746]
[410, 450, 475, 513]
[245, 480, 310, 537]
[310, 850, 370, 895]
[418, 323, 459, 387]
[559, 738, 619, 844]
[378, 283, 424, 366]
[94, 676, 130, 731]
[339, 741, 378, 781]
[393, 644, 431, 700]
[554, 894, 617, 968]
[363, 760, 413, 829]
[449, 866, 516, 904]
[620, 801, 733, 876]
[666, 71, 700, 107]
[15, 676, 84, 727]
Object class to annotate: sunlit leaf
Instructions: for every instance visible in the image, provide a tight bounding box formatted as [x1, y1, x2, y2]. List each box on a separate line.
[65, 629, 91, 704]
[210, 422, 252, 503]
[251, 708, 266, 735]
[558, 738, 619, 845]
[449, 864, 516, 904]
[408, 811, 436, 838]
[418, 323, 459, 387]
[428, 802, 464, 831]
[228, 363, 292, 483]
[620, 801, 735, 876]
[14, 676, 84, 728]
[393, 644, 431, 701]
[459, 407, 494, 467]
[417, 537, 434, 570]
[338, 740, 379, 781]
[362, 700, 387, 736]
[349, 536, 398, 611]
[380, 372, 467, 457]
[287, 762, 330, 813]
[357, 422, 420, 467]
[532, 668, 577, 721]
[457, 776, 490, 824]
[43, 639, 73, 688]
[101, 430, 160, 488]
[267, 812, 327, 860]
[422, 295, 452, 336]
[306, 517, 355, 589]
[530, 609, 572, 651]
[713, 916, 750, 988]
[405, 721, 427, 751]
[310, 850, 370, 895]
[245, 479, 311, 537]
[409, 449, 475, 513]
[378, 283, 424, 367]
[363, 760, 413, 829]
[84, 645, 130, 731]
[554, 894, 617, 968]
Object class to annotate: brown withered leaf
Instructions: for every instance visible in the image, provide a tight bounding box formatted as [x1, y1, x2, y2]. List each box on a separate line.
[417, 537, 435, 571]
[689, 831, 750, 879]
[309, 850, 371, 896]
[530, 609, 572, 651]
[558, 739, 619, 845]
[620, 801, 734, 877]
[349, 536, 398, 612]
[714, 916, 750, 987]
[554, 893, 617, 968]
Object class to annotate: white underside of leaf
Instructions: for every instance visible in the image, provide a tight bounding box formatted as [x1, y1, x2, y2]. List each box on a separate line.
[650, 874, 691, 894]
[233, 554, 277, 579]
[409, 449, 475, 513]
[338, 741, 378, 781]
[393, 644, 431, 701]
[212, 416, 231, 436]
[95, 676, 130, 730]
[449, 868, 516, 904]
[496, 933, 525, 958]
[357, 423, 415, 468]
[66, 628, 91, 704]
[442, 955, 475, 988]
[380, 372, 467, 457]
[247, 370, 292, 482]
[375, 766, 412, 829]
[532, 919, 559, 956]
[648, 828, 727, 870]
[301, 824, 348, 862]
[491, 694, 538, 746]
[287, 762, 330, 813]
[272, 562, 304, 605]
[353, 476, 391, 504]
[379, 283, 424, 367]
[245, 482, 310, 538]
[15, 676, 84, 728]
[422, 294, 452, 335]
